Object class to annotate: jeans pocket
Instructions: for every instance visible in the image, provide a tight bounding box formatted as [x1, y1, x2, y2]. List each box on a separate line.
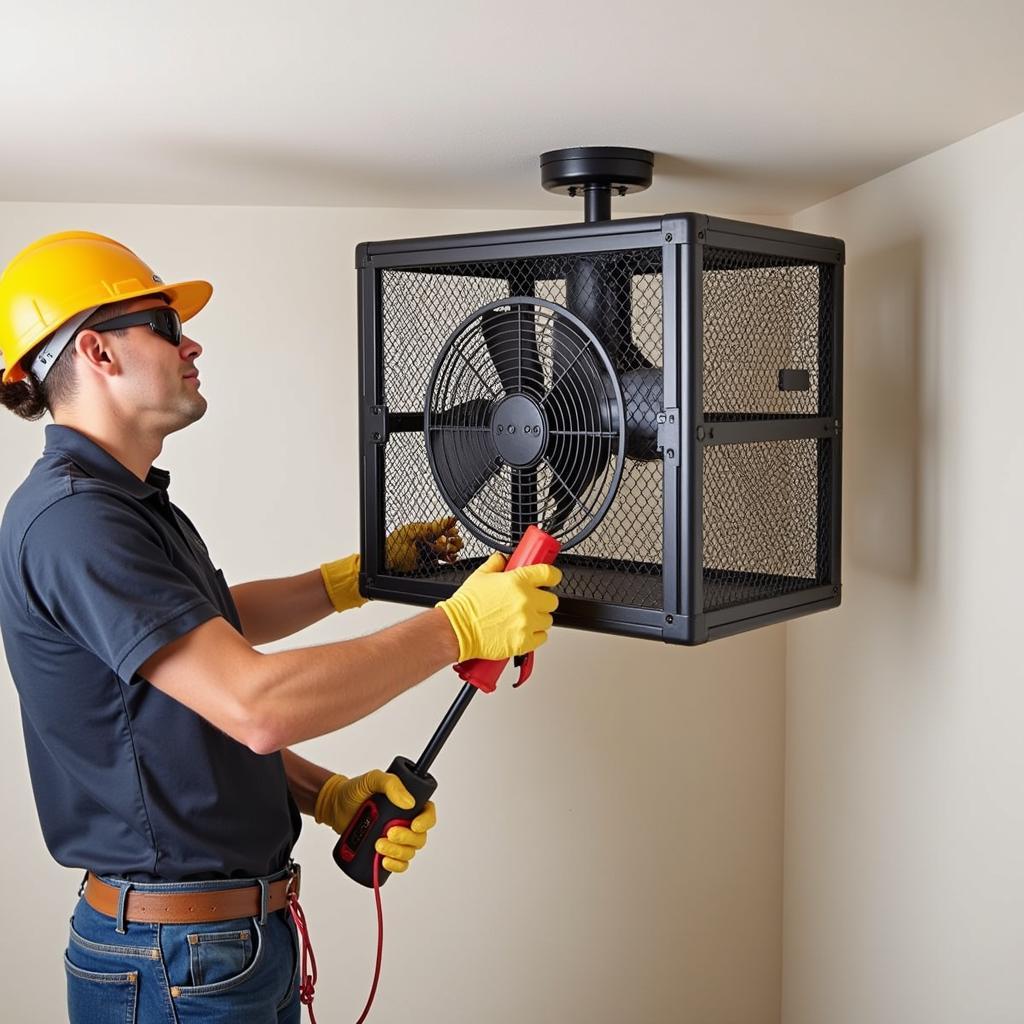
[65, 953, 139, 1024]
[171, 916, 264, 997]
[187, 926, 253, 986]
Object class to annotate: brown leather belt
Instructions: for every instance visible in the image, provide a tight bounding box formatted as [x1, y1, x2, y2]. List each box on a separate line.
[83, 869, 300, 925]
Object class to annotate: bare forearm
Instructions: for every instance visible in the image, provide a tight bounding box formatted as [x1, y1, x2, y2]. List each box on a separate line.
[281, 748, 334, 815]
[230, 569, 335, 645]
[250, 608, 459, 752]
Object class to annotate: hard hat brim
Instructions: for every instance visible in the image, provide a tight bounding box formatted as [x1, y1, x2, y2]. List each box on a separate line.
[113, 278, 213, 325]
[1, 278, 213, 384]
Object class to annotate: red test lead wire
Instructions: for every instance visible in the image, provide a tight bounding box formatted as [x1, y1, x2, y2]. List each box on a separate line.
[287, 889, 319, 1024]
[354, 854, 386, 1024]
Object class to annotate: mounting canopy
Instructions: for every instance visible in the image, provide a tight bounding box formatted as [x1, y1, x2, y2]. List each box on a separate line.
[540, 146, 654, 222]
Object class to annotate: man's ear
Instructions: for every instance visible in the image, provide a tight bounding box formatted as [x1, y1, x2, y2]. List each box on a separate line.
[73, 329, 119, 376]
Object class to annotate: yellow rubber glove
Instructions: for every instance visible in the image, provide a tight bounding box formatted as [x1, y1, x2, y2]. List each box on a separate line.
[319, 519, 461, 612]
[320, 553, 368, 612]
[314, 770, 437, 874]
[436, 552, 561, 662]
[385, 515, 463, 573]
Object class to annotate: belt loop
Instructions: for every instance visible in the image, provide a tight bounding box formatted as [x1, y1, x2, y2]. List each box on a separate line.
[258, 878, 269, 926]
[115, 882, 133, 935]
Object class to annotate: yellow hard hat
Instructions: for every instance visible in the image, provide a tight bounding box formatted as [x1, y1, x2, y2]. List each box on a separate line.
[0, 231, 212, 384]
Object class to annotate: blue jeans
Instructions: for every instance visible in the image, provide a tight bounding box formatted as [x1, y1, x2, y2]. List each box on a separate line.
[64, 868, 301, 1023]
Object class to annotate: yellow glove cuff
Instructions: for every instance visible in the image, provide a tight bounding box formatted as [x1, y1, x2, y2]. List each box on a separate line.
[313, 773, 348, 827]
[320, 554, 368, 612]
[435, 598, 472, 662]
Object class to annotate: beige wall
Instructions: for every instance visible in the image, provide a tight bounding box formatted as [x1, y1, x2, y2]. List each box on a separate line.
[782, 111, 1024, 1023]
[0, 203, 786, 1023]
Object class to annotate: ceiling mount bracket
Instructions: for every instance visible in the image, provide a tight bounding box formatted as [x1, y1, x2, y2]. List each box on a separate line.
[540, 146, 654, 222]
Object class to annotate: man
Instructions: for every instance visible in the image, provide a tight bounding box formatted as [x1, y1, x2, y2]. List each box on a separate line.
[0, 230, 560, 1022]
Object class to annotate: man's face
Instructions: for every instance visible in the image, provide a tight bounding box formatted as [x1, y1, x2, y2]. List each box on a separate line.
[100, 296, 207, 434]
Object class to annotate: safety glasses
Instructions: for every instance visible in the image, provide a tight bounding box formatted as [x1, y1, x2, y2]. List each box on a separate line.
[88, 306, 182, 347]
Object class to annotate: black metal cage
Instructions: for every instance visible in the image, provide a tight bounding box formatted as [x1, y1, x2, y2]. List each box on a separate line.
[356, 212, 843, 644]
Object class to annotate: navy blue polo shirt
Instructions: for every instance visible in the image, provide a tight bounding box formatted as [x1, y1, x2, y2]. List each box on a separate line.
[0, 425, 300, 881]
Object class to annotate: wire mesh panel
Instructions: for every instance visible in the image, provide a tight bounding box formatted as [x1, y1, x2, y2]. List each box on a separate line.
[702, 248, 834, 420]
[702, 439, 832, 612]
[380, 271, 509, 412]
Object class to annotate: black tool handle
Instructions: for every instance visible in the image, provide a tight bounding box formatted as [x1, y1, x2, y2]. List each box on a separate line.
[333, 756, 438, 888]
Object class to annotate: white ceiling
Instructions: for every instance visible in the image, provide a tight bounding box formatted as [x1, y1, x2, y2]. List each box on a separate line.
[3, 0, 1023, 217]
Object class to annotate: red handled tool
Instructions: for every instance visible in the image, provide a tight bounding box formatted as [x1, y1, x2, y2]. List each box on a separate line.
[334, 525, 561, 888]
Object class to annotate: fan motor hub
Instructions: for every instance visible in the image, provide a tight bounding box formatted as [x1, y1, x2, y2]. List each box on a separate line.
[491, 395, 547, 467]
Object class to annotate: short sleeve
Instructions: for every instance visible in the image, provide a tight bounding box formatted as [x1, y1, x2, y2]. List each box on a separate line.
[19, 492, 222, 684]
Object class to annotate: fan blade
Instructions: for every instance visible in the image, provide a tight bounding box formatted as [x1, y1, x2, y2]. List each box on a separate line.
[481, 307, 539, 396]
[517, 308, 544, 399]
[435, 397, 492, 425]
[429, 398, 502, 511]
[511, 467, 539, 540]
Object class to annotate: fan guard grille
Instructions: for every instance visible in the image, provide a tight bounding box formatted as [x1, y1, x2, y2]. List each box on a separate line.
[424, 297, 626, 552]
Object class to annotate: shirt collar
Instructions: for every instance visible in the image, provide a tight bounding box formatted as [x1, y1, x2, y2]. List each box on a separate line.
[43, 424, 171, 500]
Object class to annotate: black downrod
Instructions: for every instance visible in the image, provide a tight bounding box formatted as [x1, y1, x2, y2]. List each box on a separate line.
[584, 184, 611, 223]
